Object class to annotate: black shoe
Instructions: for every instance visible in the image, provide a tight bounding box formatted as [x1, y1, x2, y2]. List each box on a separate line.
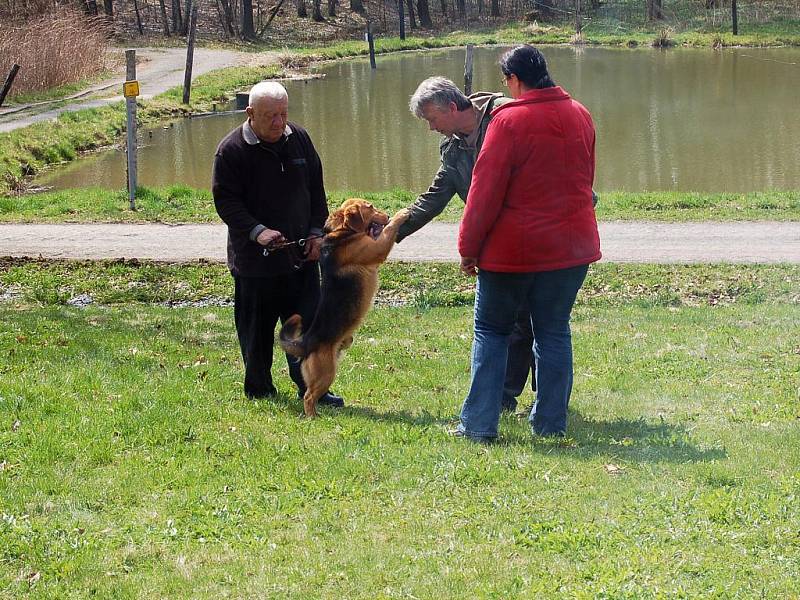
[247, 384, 277, 399]
[501, 393, 517, 413]
[296, 390, 345, 408]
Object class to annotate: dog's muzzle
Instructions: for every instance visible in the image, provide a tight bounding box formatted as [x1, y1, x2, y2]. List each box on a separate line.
[368, 221, 385, 239]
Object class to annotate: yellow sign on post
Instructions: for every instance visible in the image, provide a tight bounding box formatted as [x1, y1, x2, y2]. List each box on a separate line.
[123, 80, 140, 98]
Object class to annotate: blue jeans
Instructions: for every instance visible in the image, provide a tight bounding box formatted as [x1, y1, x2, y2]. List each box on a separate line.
[458, 264, 589, 440]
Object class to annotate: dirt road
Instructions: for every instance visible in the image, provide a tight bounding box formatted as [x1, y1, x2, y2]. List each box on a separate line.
[0, 47, 264, 134]
[1, 221, 798, 263]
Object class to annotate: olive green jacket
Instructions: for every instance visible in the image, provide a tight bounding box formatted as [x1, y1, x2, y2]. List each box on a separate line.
[396, 92, 510, 242]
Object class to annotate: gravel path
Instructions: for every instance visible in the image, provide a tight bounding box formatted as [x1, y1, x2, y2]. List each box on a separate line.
[0, 47, 260, 133]
[1, 222, 798, 263]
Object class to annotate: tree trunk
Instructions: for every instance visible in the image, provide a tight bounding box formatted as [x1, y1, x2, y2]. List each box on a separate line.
[158, 0, 171, 35]
[456, 0, 465, 19]
[647, 0, 663, 20]
[731, 0, 738, 35]
[296, 0, 307, 17]
[490, 0, 499, 17]
[103, 0, 113, 16]
[86, 0, 99, 16]
[172, 0, 183, 33]
[181, 0, 194, 35]
[242, 0, 256, 38]
[132, 0, 144, 34]
[217, 0, 236, 36]
[416, 0, 432, 27]
[406, 0, 416, 28]
[312, 0, 324, 20]
[328, 0, 335, 17]
[439, 0, 446, 17]
[350, 0, 365, 13]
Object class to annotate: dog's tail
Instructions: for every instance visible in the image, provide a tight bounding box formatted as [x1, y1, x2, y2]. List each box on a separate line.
[279, 314, 307, 358]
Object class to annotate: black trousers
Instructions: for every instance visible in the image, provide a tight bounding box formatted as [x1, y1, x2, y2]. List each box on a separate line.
[233, 265, 320, 398]
[502, 308, 537, 409]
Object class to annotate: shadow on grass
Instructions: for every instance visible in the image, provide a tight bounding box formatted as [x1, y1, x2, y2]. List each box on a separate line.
[499, 410, 727, 463]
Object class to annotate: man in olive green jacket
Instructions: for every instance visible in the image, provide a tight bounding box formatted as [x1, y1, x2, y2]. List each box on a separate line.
[398, 77, 530, 412]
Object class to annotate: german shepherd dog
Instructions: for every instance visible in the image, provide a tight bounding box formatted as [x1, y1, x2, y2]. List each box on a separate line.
[280, 199, 410, 417]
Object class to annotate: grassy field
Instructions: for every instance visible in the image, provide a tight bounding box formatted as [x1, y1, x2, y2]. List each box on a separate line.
[1, 261, 799, 597]
[1, 186, 799, 224]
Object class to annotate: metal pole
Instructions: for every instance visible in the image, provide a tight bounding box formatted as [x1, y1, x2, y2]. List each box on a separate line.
[464, 44, 474, 96]
[125, 49, 137, 211]
[183, 5, 199, 104]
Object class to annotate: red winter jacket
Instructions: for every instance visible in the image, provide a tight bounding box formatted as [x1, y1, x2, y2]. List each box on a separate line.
[458, 86, 601, 272]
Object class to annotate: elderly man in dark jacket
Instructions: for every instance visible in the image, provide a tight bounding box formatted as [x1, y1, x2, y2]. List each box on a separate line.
[212, 81, 342, 407]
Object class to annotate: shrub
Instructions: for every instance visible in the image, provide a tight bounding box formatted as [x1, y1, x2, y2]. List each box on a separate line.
[0, 8, 110, 99]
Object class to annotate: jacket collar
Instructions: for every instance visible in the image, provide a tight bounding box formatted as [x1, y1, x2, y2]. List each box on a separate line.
[491, 86, 570, 116]
[242, 119, 293, 145]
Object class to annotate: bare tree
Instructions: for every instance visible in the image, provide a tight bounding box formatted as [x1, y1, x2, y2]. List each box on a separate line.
[439, 0, 446, 17]
[242, 0, 256, 37]
[416, 0, 432, 27]
[158, 0, 170, 35]
[296, 0, 307, 17]
[216, 0, 237, 36]
[327, 0, 335, 17]
[491, 0, 499, 17]
[103, 0, 113, 16]
[456, 0, 465, 18]
[406, 0, 416, 28]
[172, 0, 183, 33]
[312, 0, 323, 20]
[647, 0, 663, 20]
[350, 0, 365, 14]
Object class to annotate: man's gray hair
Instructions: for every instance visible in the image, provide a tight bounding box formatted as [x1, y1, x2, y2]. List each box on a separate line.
[249, 81, 288, 107]
[408, 76, 471, 118]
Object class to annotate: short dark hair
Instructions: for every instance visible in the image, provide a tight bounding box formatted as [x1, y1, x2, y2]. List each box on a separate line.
[499, 45, 555, 89]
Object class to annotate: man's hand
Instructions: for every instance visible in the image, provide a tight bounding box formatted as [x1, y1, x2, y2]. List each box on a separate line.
[256, 228, 284, 247]
[460, 256, 478, 276]
[304, 236, 323, 262]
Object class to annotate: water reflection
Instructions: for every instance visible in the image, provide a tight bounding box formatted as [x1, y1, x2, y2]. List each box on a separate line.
[39, 46, 800, 193]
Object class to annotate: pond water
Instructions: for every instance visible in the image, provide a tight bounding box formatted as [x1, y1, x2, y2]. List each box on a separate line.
[39, 45, 800, 194]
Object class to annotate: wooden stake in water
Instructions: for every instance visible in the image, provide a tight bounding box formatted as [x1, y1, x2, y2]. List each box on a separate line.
[183, 5, 199, 105]
[464, 44, 474, 96]
[125, 49, 138, 211]
[368, 23, 377, 70]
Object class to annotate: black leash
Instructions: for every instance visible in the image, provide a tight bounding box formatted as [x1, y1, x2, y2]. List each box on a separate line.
[262, 234, 324, 257]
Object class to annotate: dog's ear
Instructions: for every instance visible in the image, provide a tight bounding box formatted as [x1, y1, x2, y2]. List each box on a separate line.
[324, 209, 345, 234]
[343, 204, 367, 232]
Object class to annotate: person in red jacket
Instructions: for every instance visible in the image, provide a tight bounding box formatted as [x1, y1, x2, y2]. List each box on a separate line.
[455, 45, 601, 441]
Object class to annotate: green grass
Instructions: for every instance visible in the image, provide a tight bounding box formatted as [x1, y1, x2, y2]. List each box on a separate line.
[1, 263, 798, 596]
[2, 258, 799, 309]
[1, 187, 798, 223]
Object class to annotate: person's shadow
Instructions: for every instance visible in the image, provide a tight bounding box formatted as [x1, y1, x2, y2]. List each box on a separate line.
[267, 393, 725, 464]
[500, 409, 727, 463]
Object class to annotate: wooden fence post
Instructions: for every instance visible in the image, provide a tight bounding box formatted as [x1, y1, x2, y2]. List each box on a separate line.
[183, 5, 199, 105]
[125, 50, 138, 211]
[367, 22, 377, 69]
[0, 64, 21, 108]
[464, 44, 474, 96]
